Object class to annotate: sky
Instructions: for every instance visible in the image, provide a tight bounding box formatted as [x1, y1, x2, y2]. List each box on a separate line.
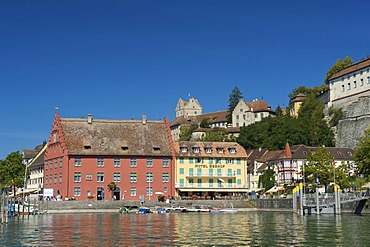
[1, 0, 370, 159]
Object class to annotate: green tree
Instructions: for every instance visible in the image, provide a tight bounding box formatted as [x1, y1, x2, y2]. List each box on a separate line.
[324, 56, 353, 83]
[0, 151, 25, 193]
[226, 86, 243, 123]
[107, 182, 117, 200]
[305, 147, 334, 192]
[328, 106, 343, 127]
[297, 94, 335, 147]
[354, 128, 370, 178]
[258, 166, 276, 191]
[199, 118, 210, 128]
[199, 128, 234, 142]
[179, 124, 198, 141]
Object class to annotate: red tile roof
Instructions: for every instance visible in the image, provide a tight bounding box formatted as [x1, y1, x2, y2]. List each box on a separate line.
[329, 56, 370, 81]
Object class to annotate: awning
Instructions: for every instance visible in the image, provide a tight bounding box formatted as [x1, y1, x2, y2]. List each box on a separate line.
[265, 186, 285, 194]
[178, 188, 250, 192]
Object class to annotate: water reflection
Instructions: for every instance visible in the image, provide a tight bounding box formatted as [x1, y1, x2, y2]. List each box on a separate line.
[1, 212, 369, 246]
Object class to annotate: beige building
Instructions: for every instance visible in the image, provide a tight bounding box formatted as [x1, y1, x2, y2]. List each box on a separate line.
[232, 99, 275, 127]
[23, 143, 47, 193]
[174, 141, 248, 199]
[175, 97, 202, 118]
[328, 56, 370, 109]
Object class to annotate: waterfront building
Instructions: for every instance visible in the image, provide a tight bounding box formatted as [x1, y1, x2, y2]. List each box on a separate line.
[174, 141, 248, 199]
[265, 144, 355, 187]
[328, 56, 370, 109]
[44, 114, 175, 201]
[232, 99, 275, 128]
[23, 143, 47, 193]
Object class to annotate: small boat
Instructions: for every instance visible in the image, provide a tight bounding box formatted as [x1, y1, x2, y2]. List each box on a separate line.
[138, 207, 151, 214]
[219, 208, 238, 213]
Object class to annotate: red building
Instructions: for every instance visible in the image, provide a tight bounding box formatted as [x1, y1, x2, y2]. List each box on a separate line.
[44, 114, 175, 201]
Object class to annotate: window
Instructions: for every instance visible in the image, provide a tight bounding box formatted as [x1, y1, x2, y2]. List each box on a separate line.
[130, 158, 137, 167]
[59, 173, 62, 183]
[189, 168, 194, 176]
[54, 159, 57, 169]
[130, 187, 136, 196]
[236, 158, 241, 165]
[209, 168, 213, 176]
[209, 179, 214, 187]
[162, 173, 169, 182]
[50, 161, 52, 170]
[209, 158, 213, 164]
[179, 179, 184, 187]
[179, 168, 184, 175]
[237, 169, 241, 175]
[164, 187, 168, 193]
[368, 76, 370, 84]
[146, 172, 153, 182]
[229, 148, 236, 154]
[361, 78, 364, 86]
[146, 158, 153, 167]
[130, 173, 137, 183]
[240, 108, 243, 112]
[113, 172, 121, 182]
[60, 158, 63, 168]
[114, 158, 121, 167]
[217, 168, 221, 176]
[236, 115, 239, 120]
[45, 161, 48, 171]
[45, 176, 48, 185]
[193, 146, 200, 153]
[97, 172, 104, 182]
[74, 158, 82, 167]
[197, 168, 202, 176]
[227, 169, 232, 176]
[189, 178, 194, 185]
[189, 158, 194, 164]
[180, 147, 188, 153]
[354, 81, 357, 88]
[237, 179, 241, 185]
[97, 158, 104, 167]
[179, 157, 184, 164]
[226, 158, 234, 164]
[162, 158, 169, 167]
[196, 158, 202, 164]
[74, 187, 81, 197]
[216, 158, 221, 164]
[205, 148, 212, 153]
[54, 174, 57, 183]
[347, 83, 351, 90]
[341, 85, 345, 92]
[197, 179, 202, 187]
[74, 172, 81, 182]
[146, 187, 153, 197]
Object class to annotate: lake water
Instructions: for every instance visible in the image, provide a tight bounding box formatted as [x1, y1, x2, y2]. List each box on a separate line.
[1, 212, 369, 246]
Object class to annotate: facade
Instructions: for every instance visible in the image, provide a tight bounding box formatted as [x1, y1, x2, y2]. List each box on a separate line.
[25, 143, 47, 192]
[328, 56, 370, 109]
[44, 114, 175, 201]
[175, 97, 202, 118]
[289, 93, 306, 117]
[232, 99, 275, 128]
[266, 144, 355, 187]
[174, 141, 248, 199]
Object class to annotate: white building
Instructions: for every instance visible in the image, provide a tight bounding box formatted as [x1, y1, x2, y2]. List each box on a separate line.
[232, 99, 275, 128]
[328, 57, 370, 109]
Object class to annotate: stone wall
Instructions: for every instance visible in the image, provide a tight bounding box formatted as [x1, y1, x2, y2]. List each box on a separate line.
[336, 96, 370, 148]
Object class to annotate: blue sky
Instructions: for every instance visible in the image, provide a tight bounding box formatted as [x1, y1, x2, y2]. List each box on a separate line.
[1, 0, 369, 159]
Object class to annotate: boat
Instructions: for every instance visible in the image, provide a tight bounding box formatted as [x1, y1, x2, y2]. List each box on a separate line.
[219, 208, 238, 213]
[138, 207, 151, 214]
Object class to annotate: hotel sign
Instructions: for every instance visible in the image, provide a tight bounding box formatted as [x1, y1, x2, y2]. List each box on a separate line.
[195, 164, 225, 168]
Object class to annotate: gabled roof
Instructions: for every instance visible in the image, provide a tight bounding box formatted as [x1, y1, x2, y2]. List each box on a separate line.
[59, 117, 172, 156]
[174, 141, 247, 158]
[196, 110, 228, 124]
[329, 56, 370, 81]
[170, 116, 198, 127]
[246, 100, 274, 113]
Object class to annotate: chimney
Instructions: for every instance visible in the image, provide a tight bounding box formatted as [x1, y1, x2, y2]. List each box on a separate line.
[87, 114, 92, 124]
[142, 114, 147, 125]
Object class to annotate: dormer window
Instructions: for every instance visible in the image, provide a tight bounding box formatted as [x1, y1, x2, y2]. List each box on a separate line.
[193, 146, 200, 153]
[229, 147, 236, 154]
[153, 146, 161, 152]
[205, 147, 212, 154]
[180, 146, 188, 153]
[216, 147, 224, 154]
[347, 151, 352, 156]
[121, 146, 129, 151]
[84, 145, 91, 150]
[337, 151, 342, 155]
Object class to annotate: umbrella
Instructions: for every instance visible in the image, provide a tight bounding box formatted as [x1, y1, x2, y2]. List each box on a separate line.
[155, 192, 164, 195]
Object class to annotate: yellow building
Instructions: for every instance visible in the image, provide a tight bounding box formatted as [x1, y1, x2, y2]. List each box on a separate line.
[174, 141, 248, 199]
[289, 93, 306, 117]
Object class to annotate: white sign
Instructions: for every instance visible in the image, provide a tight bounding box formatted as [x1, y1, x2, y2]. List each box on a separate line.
[44, 188, 54, 197]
